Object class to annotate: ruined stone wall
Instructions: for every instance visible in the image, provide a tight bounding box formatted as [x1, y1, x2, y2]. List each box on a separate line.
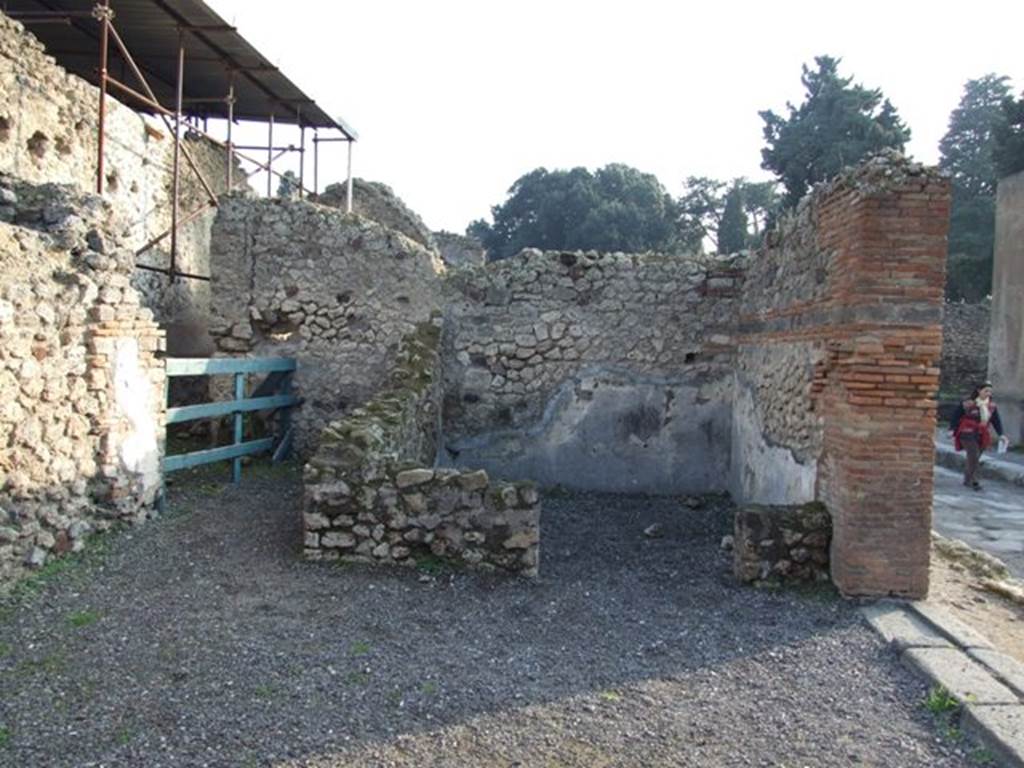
[0, 177, 165, 589]
[0, 12, 233, 326]
[434, 231, 486, 269]
[734, 152, 950, 598]
[209, 196, 444, 455]
[940, 300, 990, 398]
[442, 248, 740, 493]
[303, 323, 540, 575]
[316, 179, 436, 251]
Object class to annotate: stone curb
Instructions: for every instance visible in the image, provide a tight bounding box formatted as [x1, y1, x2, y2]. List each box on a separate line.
[861, 600, 1024, 767]
[934, 441, 1024, 487]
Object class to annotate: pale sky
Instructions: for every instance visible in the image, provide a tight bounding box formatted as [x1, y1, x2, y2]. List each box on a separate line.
[207, 0, 1023, 234]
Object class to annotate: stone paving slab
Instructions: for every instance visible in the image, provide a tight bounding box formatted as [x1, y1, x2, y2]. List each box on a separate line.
[902, 647, 1020, 705]
[961, 704, 1024, 768]
[861, 602, 954, 650]
[907, 602, 995, 650]
[967, 648, 1024, 700]
[862, 601, 1024, 767]
[935, 438, 1024, 487]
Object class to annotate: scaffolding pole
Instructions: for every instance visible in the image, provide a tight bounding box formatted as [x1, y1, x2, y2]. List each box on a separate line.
[267, 113, 274, 197]
[94, 0, 111, 195]
[170, 29, 185, 282]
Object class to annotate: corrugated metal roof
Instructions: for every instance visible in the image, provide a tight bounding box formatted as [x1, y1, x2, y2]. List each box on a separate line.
[3, 0, 356, 138]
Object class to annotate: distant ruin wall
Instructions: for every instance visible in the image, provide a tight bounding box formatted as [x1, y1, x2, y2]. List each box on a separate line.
[209, 196, 444, 455]
[0, 12, 233, 326]
[940, 300, 989, 398]
[0, 178, 165, 589]
[434, 231, 486, 269]
[734, 152, 950, 598]
[316, 179, 436, 251]
[441, 249, 740, 494]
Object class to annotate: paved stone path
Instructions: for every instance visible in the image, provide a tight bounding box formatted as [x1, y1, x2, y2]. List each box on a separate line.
[933, 466, 1024, 579]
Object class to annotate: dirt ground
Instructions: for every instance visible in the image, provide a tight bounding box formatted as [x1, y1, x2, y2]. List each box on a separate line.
[0, 468, 985, 767]
[928, 539, 1024, 662]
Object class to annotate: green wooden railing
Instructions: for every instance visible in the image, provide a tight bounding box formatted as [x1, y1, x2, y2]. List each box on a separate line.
[164, 357, 299, 483]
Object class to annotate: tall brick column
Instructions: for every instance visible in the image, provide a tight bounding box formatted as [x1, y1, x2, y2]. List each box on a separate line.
[818, 174, 950, 598]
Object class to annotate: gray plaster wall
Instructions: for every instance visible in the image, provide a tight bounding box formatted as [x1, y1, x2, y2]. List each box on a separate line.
[443, 366, 732, 494]
[990, 170, 1024, 444]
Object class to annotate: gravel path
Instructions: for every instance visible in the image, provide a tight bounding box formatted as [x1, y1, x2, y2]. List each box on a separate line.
[0, 464, 980, 767]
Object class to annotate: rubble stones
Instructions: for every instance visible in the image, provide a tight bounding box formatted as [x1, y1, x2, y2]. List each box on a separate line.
[734, 503, 832, 584]
[303, 324, 540, 576]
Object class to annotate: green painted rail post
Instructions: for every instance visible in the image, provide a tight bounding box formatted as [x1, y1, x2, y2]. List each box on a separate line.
[233, 372, 245, 484]
[163, 357, 299, 482]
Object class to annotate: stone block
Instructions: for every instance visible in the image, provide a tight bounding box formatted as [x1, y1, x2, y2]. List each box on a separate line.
[396, 468, 434, 488]
[902, 647, 1018, 705]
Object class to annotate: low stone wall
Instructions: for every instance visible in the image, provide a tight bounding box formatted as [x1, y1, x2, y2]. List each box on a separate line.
[940, 300, 990, 397]
[303, 322, 540, 575]
[733, 503, 831, 584]
[209, 195, 444, 455]
[0, 177, 165, 588]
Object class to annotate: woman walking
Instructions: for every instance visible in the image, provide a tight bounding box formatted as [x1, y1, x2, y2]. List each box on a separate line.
[950, 381, 1009, 490]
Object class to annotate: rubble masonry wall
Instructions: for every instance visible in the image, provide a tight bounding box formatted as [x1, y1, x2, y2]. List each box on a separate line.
[441, 249, 741, 494]
[208, 196, 444, 455]
[0, 177, 165, 589]
[0, 12, 232, 327]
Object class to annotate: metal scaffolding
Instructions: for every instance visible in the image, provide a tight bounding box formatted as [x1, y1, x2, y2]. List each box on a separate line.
[6, 0, 358, 282]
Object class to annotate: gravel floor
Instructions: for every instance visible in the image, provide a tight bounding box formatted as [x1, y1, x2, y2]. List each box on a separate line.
[0, 463, 982, 767]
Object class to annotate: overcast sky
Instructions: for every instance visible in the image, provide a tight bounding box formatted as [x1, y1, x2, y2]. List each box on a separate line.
[207, 0, 1023, 234]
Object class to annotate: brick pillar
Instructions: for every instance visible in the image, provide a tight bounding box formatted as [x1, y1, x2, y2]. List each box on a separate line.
[819, 177, 950, 598]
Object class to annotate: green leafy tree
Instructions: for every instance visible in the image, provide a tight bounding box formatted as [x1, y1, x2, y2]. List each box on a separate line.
[994, 91, 1024, 178]
[472, 164, 679, 260]
[760, 55, 911, 207]
[940, 75, 1013, 301]
[718, 184, 748, 254]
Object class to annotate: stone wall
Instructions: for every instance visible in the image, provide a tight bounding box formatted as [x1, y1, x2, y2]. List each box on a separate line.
[441, 248, 740, 494]
[733, 503, 831, 585]
[733, 151, 950, 598]
[303, 323, 540, 575]
[208, 196, 444, 455]
[0, 177, 165, 589]
[434, 230, 486, 269]
[316, 179, 436, 251]
[990, 170, 1024, 445]
[0, 12, 233, 327]
[940, 300, 990, 398]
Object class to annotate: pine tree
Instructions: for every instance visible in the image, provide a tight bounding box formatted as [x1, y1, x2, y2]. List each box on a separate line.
[718, 184, 748, 254]
[939, 75, 1013, 300]
[760, 56, 911, 207]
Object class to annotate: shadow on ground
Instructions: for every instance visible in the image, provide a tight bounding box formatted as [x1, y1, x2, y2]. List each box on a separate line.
[0, 462, 978, 767]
